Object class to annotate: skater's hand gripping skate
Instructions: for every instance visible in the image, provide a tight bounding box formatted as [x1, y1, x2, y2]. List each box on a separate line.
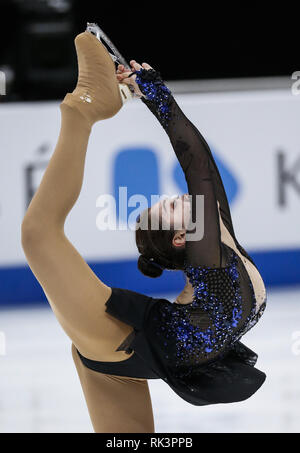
[116, 60, 152, 98]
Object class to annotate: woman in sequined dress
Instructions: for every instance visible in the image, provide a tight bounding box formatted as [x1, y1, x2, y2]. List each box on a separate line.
[21, 29, 267, 433]
[113, 61, 267, 402]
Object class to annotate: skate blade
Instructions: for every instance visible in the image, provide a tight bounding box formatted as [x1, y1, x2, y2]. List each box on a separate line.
[86, 22, 134, 103]
[86, 22, 130, 68]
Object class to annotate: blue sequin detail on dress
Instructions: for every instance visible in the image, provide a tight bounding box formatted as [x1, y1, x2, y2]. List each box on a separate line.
[154, 248, 259, 376]
[134, 69, 172, 127]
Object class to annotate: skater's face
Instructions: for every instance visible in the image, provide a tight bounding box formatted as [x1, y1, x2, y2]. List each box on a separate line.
[148, 194, 191, 247]
[150, 194, 191, 229]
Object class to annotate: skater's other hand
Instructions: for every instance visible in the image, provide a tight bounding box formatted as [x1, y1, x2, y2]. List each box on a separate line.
[116, 61, 153, 98]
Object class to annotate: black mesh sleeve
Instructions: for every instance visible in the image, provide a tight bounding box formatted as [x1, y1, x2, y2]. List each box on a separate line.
[136, 68, 231, 268]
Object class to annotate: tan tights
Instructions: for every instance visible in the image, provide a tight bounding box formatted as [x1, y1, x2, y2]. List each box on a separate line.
[21, 32, 155, 432]
[71, 345, 155, 433]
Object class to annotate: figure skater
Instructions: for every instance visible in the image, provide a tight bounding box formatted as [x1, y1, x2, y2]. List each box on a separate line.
[21, 26, 267, 433]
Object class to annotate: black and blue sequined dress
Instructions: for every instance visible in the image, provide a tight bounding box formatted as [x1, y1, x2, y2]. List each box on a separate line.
[79, 68, 267, 405]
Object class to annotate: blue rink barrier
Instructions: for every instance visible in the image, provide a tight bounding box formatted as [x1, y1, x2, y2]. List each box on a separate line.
[0, 248, 300, 306]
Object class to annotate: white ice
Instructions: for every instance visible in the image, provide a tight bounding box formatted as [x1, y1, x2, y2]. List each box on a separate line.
[0, 286, 299, 433]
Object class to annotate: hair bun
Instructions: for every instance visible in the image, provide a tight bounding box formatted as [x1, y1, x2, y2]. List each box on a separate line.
[137, 255, 163, 278]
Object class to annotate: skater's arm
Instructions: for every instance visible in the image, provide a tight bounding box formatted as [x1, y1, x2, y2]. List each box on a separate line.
[118, 62, 223, 268]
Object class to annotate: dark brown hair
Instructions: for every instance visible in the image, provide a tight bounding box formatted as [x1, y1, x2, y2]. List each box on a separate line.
[135, 207, 185, 278]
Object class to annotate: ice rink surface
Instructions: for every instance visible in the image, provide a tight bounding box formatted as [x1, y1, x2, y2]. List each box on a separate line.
[0, 286, 299, 433]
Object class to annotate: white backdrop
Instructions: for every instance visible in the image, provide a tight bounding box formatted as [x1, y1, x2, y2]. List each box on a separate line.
[0, 89, 299, 300]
